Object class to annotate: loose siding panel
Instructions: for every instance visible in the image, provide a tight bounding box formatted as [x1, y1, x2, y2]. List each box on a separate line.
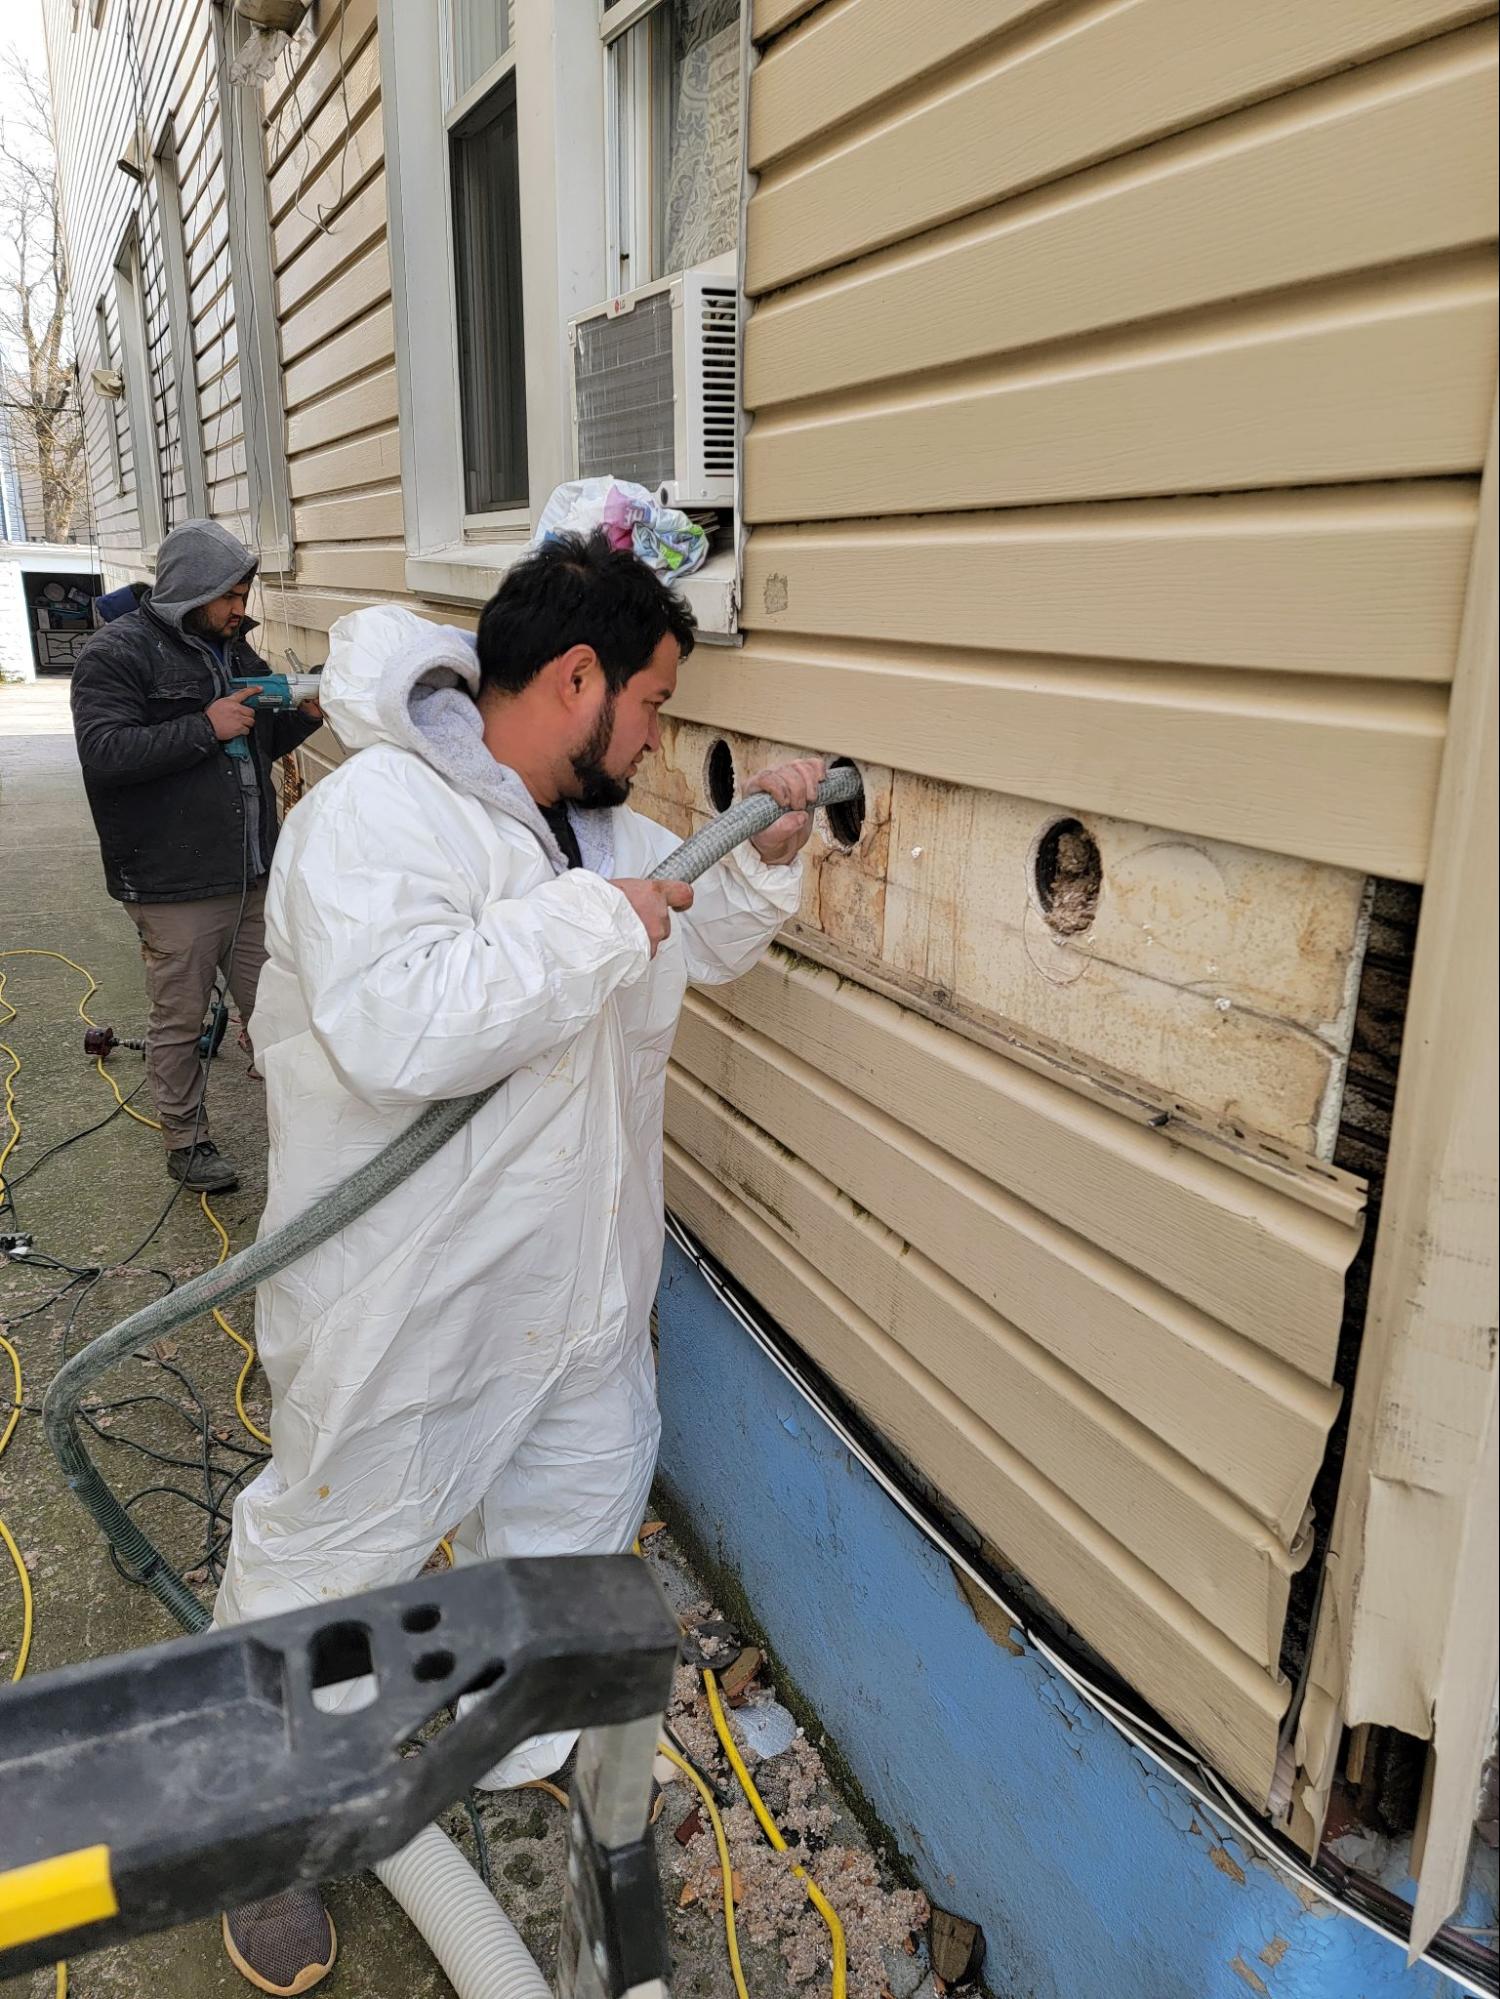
[655, 0, 1498, 1799]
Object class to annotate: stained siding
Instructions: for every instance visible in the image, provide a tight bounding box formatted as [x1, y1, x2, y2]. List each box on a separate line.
[660, 0, 1498, 1804]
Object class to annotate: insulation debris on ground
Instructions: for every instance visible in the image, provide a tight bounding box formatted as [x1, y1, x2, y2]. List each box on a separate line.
[656, 1582, 934, 1998]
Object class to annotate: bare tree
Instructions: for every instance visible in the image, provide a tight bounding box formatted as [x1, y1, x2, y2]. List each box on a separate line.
[0, 49, 86, 544]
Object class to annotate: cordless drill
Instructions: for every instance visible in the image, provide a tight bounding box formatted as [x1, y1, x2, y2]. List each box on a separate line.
[222, 672, 322, 760]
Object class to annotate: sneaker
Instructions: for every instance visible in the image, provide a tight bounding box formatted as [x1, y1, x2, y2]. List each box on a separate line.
[222, 1888, 337, 1995]
[165, 1141, 239, 1192]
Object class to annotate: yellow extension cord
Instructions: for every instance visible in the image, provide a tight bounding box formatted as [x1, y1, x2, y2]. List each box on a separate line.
[705, 1667, 848, 1999]
[657, 1741, 752, 1999]
[1, 960, 71, 1995]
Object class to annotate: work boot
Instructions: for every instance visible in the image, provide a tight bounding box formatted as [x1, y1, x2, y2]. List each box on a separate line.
[221, 1888, 337, 1995]
[165, 1140, 239, 1192]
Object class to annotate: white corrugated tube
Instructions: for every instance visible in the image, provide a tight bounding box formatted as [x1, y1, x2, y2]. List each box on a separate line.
[375, 1824, 551, 1999]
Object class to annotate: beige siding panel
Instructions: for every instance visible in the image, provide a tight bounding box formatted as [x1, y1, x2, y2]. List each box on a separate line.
[264, 0, 379, 166]
[274, 172, 388, 313]
[286, 367, 399, 458]
[745, 264, 1498, 522]
[288, 428, 402, 501]
[753, 0, 823, 40]
[261, 585, 456, 635]
[292, 543, 408, 593]
[268, 43, 383, 247]
[746, 0, 1489, 291]
[669, 1066, 1307, 1667]
[746, 27, 1499, 405]
[666, 1142, 1289, 1803]
[671, 639, 1446, 880]
[714, 951, 1361, 1359]
[672, 1008, 1338, 1528]
[278, 244, 391, 368]
[292, 487, 404, 543]
[750, 0, 1046, 168]
[740, 489, 1476, 681]
[283, 304, 395, 412]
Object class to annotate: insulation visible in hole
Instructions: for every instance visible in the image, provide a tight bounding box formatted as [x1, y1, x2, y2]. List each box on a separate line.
[1033, 818, 1102, 936]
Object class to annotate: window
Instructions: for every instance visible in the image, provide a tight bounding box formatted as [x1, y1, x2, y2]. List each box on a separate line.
[380, 0, 744, 635]
[152, 124, 208, 521]
[213, 4, 295, 566]
[443, 11, 528, 520]
[93, 299, 125, 498]
[112, 225, 164, 552]
[604, 0, 742, 295]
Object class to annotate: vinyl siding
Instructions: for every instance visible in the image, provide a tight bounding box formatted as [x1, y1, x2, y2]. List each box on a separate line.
[660, 0, 1498, 1805]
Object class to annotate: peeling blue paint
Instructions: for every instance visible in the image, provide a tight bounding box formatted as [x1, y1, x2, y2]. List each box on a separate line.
[656, 1240, 1495, 1999]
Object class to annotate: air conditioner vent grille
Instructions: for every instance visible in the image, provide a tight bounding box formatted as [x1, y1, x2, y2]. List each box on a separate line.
[574, 289, 674, 489]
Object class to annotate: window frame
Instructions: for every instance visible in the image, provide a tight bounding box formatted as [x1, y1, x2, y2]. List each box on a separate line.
[93, 297, 126, 500]
[379, 0, 745, 637]
[211, 2, 296, 571]
[442, 24, 530, 535]
[112, 220, 165, 557]
[151, 119, 208, 522]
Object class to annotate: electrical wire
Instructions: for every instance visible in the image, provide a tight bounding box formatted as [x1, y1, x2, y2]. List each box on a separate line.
[704, 1668, 847, 1999]
[658, 1739, 753, 1999]
[664, 1214, 1499, 1999]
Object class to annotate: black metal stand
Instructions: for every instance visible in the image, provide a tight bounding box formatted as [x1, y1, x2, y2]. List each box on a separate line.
[0, 1556, 677, 1994]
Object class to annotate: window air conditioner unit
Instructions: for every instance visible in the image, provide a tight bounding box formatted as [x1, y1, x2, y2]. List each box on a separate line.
[568, 255, 738, 511]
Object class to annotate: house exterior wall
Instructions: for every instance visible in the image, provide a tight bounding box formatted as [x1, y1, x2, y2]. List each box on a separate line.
[42, 0, 1498, 1955]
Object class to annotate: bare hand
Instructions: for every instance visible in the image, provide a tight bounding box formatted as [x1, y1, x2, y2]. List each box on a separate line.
[205, 688, 260, 741]
[611, 878, 695, 957]
[297, 698, 323, 722]
[746, 757, 826, 866]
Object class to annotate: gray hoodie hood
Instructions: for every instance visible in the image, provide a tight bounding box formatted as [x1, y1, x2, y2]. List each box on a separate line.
[319, 603, 615, 877]
[148, 519, 259, 632]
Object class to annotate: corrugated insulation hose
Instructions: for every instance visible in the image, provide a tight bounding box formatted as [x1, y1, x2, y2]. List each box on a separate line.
[37, 769, 862, 1999]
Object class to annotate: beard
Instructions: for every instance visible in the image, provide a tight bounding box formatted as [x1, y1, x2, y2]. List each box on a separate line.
[569, 692, 632, 809]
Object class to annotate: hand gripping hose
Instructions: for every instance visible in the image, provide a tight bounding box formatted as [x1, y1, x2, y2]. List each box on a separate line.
[42, 766, 863, 1633]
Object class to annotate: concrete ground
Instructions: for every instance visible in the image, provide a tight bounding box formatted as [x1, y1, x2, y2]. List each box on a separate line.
[1, 679, 929, 1999]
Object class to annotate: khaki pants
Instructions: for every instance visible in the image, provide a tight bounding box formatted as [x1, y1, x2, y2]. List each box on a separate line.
[127, 886, 268, 1150]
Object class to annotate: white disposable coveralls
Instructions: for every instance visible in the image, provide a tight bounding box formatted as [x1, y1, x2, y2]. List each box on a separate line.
[214, 605, 801, 1783]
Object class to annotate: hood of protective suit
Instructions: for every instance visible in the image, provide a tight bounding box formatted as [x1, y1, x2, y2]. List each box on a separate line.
[147, 518, 259, 632]
[320, 603, 614, 877]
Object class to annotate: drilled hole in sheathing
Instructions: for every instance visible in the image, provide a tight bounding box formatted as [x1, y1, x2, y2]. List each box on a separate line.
[402, 1604, 441, 1635]
[413, 1649, 457, 1684]
[705, 738, 736, 813]
[824, 758, 866, 849]
[1032, 818, 1102, 936]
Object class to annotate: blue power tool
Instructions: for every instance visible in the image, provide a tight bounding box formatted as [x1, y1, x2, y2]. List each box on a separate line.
[222, 672, 321, 760]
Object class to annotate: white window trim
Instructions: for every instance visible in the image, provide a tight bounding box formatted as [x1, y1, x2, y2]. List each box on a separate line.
[152, 120, 209, 521]
[213, 1, 295, 570]
[94, 298, 125, 499]
[112, 222, 164, 560]
[379, 0, 745, 638]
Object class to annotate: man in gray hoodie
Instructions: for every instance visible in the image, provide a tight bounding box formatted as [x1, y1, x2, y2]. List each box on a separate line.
[70, 520, 321, 1191]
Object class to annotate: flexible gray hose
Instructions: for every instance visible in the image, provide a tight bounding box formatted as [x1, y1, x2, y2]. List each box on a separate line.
[42, 767, 862, 1626]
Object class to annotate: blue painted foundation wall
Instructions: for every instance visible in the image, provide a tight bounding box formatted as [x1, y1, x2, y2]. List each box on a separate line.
[656, 1239, 1493, 1999]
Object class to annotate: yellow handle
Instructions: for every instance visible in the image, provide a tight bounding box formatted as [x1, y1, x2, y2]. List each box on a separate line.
[0, 1845, 117, 1952]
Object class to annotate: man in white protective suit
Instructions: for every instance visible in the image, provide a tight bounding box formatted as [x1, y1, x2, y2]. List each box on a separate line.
[213, 532, 823, 1994]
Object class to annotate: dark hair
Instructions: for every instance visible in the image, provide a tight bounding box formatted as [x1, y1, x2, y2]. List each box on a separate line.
[476, 530, 697, 696]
